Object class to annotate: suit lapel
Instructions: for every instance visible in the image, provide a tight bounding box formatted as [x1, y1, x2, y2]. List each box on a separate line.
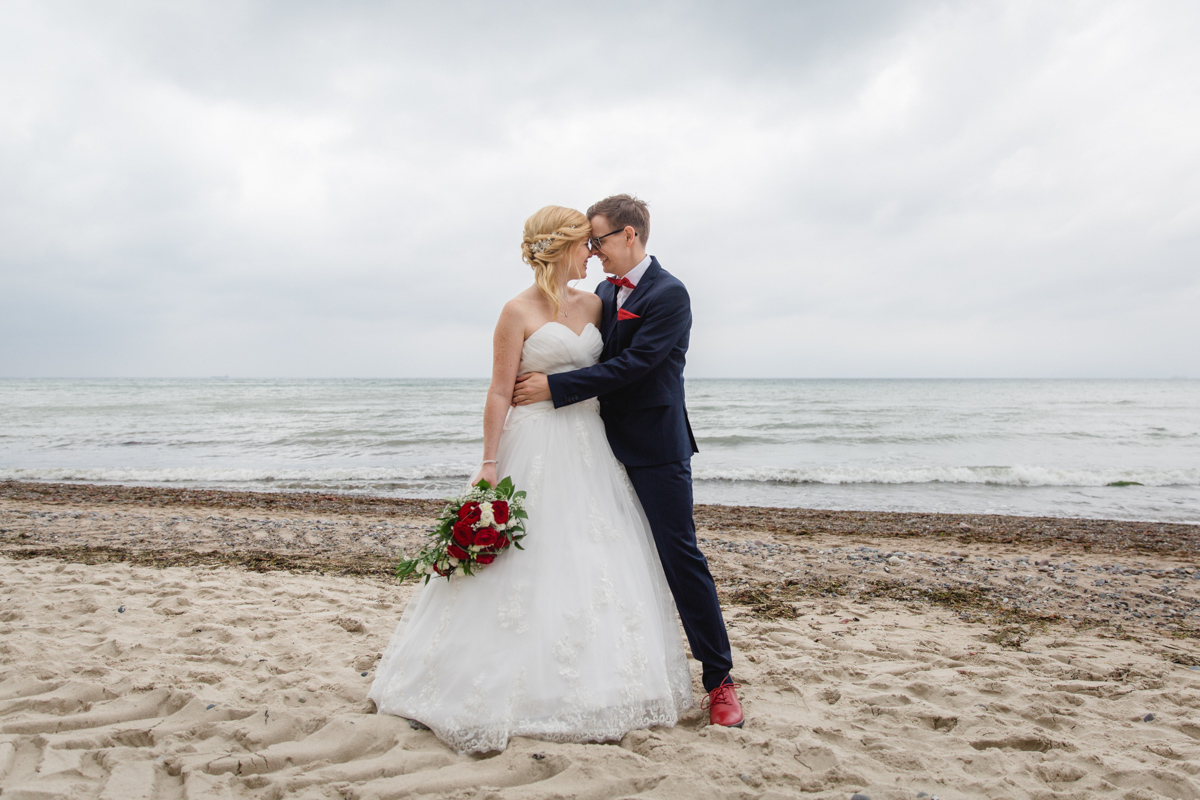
[621, 257, 660, 314]
[601, 281, 620, 353]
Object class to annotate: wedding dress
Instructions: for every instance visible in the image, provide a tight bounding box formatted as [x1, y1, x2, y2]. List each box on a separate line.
[369, 321, 693, 753]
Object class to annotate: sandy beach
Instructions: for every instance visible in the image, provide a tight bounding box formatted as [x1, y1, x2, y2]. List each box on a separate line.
[3, 481, 1200, 799]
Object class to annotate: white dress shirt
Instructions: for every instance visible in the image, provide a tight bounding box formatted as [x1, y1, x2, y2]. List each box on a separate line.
[614, 255, 652, 308]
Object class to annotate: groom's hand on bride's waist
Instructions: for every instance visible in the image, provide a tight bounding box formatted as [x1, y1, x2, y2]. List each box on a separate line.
[512, 373, 551, 405]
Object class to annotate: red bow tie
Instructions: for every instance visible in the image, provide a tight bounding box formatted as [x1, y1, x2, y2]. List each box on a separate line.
[606, 276, 636, 290]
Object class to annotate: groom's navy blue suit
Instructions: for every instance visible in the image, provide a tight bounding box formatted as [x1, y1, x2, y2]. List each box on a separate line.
[547, 257, 733, 692]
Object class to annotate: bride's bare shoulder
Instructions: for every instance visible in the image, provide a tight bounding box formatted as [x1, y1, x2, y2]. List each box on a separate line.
[497, 288, 545, 335]
[572, 289, 602, 311]
[569, 288, 602, 325]
[501, 288, 541, 317]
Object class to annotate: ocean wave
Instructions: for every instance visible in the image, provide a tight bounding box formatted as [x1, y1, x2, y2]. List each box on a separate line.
[4, 464, 1197, 490]
[0, 465, 473, 485]
[693, 465, 1200, 488]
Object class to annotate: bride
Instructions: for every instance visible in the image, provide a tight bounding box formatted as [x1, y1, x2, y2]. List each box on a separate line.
[368, 206, 693, 754]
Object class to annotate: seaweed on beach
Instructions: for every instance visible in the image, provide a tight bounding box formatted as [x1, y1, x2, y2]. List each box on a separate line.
[0, 543, 396, 580]
[858, 578, 1061, 627]
[987, 625, 1032, 649]
[690, 500, 1200, 558]
[723, 576, 853, 620]
[6, 480, 1199, 558]
[726, 585, 800, 620]
[722, 575, 1061, 641]
[0, 480, 446, 518]
[1160, 649, 1200, 666]
[1168, 623, 1200, 641]
[723, 577, 853, 619]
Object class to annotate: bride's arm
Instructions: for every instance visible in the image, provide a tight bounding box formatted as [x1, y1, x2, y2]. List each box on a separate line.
[472, 302, 526, 486]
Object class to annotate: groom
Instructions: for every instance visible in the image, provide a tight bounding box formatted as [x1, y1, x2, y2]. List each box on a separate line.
[512, 194, 742, 727]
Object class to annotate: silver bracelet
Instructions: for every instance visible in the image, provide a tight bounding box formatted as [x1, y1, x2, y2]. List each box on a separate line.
[481, 459, 497, 465]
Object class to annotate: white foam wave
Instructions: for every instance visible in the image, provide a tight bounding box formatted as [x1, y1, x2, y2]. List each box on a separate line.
[5, 464, 1197, 495]
[0, 465, 471, 485]
[693, 465, 1200, 488]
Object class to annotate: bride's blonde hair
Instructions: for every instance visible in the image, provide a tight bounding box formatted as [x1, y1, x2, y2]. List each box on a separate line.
[521, 206, 590, 317]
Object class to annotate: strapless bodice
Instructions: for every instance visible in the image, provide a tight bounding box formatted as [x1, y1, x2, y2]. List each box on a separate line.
[518, 322, 603, 375]
[505, 322, 603, 429]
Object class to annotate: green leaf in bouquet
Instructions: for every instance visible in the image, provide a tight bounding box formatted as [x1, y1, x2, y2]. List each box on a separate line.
[396, 558, 421, 582]
[513, 490, 527, 499]
[496, 475, 514, 495]
[513, 508, 529, 520]
[473, 478, 493, 491]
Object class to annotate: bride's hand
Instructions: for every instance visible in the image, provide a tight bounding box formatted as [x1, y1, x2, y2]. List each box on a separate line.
[512, 372, 551, 405]
[471, 462, 498, 487]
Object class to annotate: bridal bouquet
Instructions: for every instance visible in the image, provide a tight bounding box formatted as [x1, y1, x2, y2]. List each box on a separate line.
[396, 477, 528, 584]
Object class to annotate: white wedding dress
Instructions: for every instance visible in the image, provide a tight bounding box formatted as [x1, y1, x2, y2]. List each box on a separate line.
[369, 322, 693, 754]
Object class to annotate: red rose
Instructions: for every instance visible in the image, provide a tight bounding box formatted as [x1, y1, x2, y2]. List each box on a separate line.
[495, 534, 510, 550]
[476, 553, 495, 565]
[473, 527, 498, 549]
[447, 545, 468, 561]
[457, 502, 481, 524]
[452, 521, 473, 546]
[491, 501, 510, 524]
[433, 562, 450, 576]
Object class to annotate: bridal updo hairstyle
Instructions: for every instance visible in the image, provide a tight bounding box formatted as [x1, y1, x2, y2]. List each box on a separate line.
[521, 205, 591, 317]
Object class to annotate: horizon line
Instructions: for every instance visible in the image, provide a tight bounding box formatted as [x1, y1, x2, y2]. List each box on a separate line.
[0, 376, 1194, 382]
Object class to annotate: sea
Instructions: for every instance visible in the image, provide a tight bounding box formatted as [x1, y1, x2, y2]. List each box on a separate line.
[1, 378, 1197, 524]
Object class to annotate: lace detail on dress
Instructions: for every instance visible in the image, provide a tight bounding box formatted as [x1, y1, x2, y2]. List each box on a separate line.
[497, 580, 529, 634]
[588, 496, 618, 543]
[424, 696, 688, 755]
[427, 585, 459, 653]
[524, 454, 544, 512]
[574, 413, 595, 468]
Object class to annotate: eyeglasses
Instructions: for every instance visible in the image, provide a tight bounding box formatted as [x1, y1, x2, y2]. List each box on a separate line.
[587, 228, 627, 251]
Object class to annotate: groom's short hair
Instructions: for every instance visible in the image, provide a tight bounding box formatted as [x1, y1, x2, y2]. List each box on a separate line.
[587, 194, 650, 244]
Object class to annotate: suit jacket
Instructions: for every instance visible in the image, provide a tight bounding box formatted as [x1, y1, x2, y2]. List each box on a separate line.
[547, 256, 699, 467]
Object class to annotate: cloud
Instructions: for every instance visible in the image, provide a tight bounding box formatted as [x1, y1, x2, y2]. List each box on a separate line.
[1, 0, 1198, 377]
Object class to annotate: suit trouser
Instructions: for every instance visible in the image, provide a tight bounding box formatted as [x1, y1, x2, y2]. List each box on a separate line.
[624, 458, 733, 692]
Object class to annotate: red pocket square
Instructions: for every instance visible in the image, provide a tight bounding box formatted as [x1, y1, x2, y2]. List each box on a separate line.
[617, 308, 640, 321]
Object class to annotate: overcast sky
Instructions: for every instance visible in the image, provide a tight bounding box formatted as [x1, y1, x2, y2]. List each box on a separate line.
[1, 1, 1198, 379]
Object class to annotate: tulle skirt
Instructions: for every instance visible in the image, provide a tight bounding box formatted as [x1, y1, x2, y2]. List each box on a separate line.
[368, 397, 693, 754]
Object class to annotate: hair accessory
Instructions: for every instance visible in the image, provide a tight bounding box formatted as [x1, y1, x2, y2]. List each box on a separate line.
[531, 236, 554, 255]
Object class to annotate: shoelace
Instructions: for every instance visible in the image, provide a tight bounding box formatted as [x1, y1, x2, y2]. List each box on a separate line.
[701, 682, 742, 709]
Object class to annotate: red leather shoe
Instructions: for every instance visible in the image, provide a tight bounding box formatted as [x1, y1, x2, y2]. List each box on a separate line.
[702, 679, 744, 727]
